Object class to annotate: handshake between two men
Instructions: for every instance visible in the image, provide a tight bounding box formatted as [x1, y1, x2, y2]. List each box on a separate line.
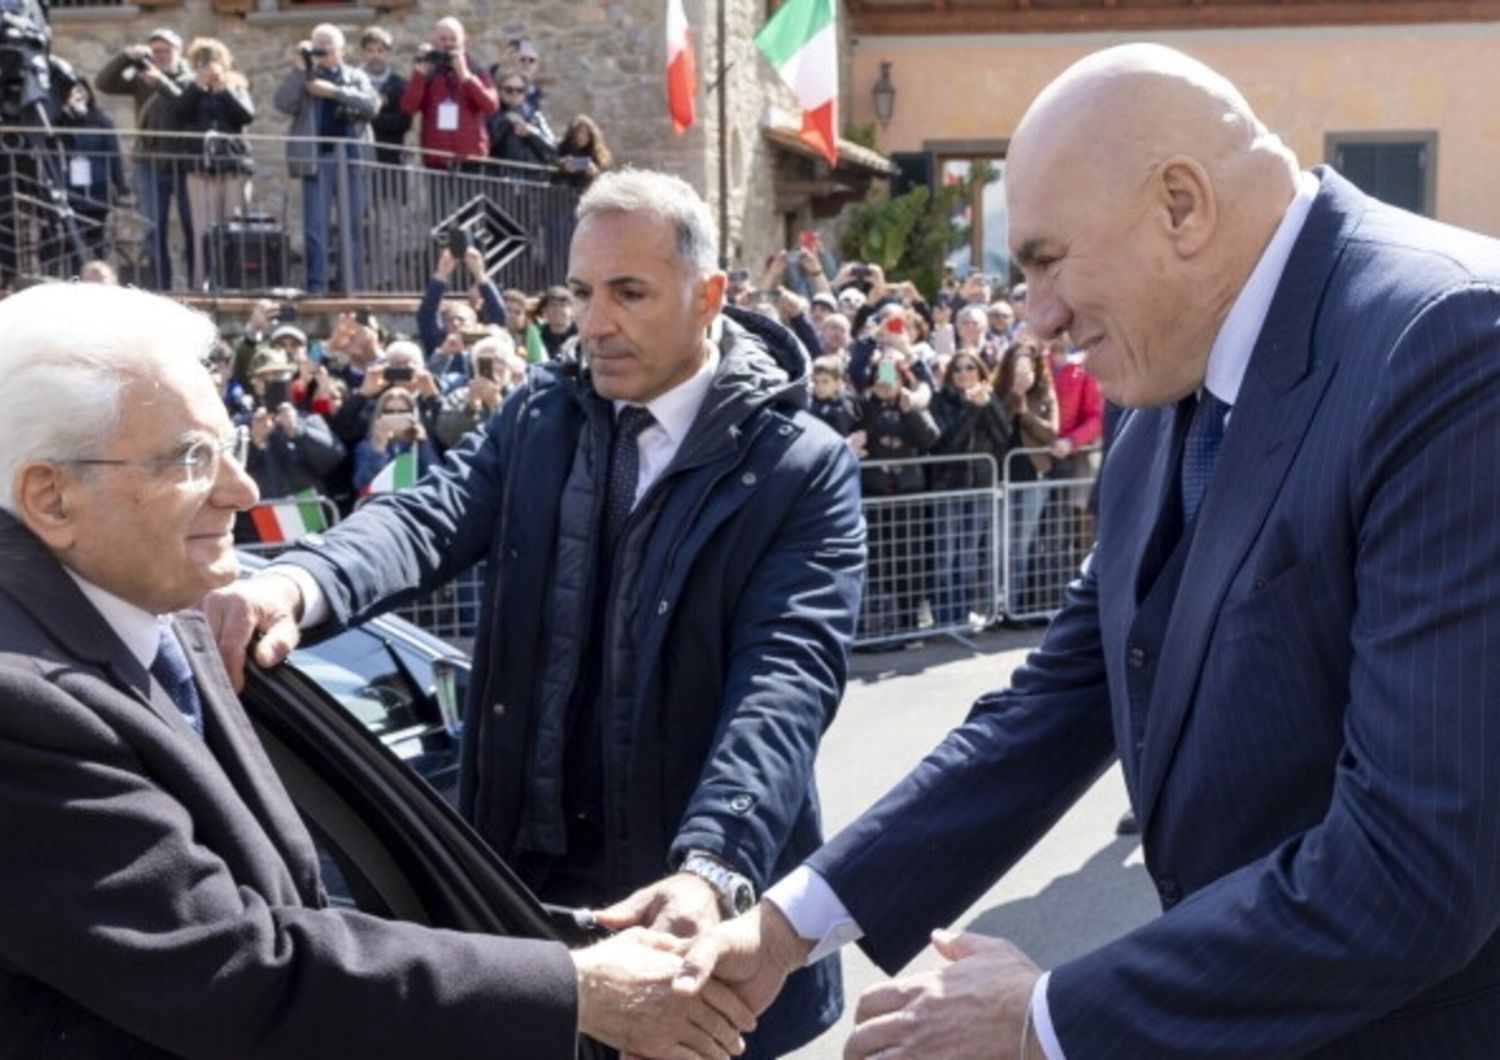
[582, 875, 1046, 1060]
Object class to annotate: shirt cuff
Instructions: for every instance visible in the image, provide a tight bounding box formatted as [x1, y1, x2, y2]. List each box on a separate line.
[762, 866, 863, 966]
[265, 564, 330, 628]
[1031, 971, 1065, 1060]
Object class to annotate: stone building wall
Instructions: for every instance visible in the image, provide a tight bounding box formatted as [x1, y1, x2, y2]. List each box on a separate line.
[48, 0, 842, 275]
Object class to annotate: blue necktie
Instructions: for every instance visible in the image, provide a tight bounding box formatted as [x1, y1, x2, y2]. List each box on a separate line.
[151, 626, 205, 738]
[605, 405, 655, 545]
[1181, 390, 1230, 525]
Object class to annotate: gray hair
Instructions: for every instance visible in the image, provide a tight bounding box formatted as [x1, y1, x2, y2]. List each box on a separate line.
[0, 283, 217, 515]
[956, 304, 989, 329]
[311, 23, 345, 48]
[576, 168, 718, 276]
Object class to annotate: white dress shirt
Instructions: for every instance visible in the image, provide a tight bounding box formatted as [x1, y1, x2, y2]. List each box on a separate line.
[64, 570, 180, 672]
[765, 170, 1321, 1060]
[280, 343, 721, 628]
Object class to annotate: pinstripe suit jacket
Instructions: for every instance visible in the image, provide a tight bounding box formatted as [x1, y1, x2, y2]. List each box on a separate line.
[807, 168, 1500, 1056]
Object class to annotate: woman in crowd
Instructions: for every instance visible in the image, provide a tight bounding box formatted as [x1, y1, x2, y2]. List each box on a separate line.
[854, 346, 940, 638]
[554, 114, 613, 188]
[487, 73, 557, 166]
[930, 349, 1011, 628]
[997, 340, 1060, 613]
[353, 385, 439, 494]
[180, 37, 254, 291]
[55, 78, 127, 270]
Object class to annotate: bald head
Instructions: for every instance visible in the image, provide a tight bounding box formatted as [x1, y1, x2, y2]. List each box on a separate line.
[1005, 45, 1301, 407]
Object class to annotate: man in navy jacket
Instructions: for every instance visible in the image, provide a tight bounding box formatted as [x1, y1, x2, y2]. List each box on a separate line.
[209, 169, 865, 1058]
[679, 44, 1500, 1059]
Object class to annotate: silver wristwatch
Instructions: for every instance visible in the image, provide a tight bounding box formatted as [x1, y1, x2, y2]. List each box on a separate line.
[680, 851, 756, 917]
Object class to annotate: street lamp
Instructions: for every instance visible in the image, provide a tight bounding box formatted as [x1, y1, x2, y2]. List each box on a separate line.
[872, 62, 896, 126]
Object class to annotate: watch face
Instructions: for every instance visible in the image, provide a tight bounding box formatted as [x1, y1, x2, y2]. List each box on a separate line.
[730, 880, 755, 915]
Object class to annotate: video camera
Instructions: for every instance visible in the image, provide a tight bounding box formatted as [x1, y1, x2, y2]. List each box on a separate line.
[418, 45, 455, 72]
[299, 44, 328, 66]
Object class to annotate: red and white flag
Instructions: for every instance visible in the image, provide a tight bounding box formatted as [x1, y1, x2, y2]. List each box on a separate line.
[666, 0, 698, 134]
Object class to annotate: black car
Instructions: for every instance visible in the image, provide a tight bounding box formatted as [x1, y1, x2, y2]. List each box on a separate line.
[235, 555, 608, 1058]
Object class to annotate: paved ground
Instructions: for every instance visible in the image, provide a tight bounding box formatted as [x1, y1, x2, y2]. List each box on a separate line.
[784, 627, 1159, 1060]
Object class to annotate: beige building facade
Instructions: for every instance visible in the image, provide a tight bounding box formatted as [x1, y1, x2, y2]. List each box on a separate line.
[848, 15, 1500, 277]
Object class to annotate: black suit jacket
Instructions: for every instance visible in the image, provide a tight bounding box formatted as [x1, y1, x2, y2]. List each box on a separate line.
[0, 514, 578, 1058]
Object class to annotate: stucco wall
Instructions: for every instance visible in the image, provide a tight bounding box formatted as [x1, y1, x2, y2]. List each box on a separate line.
[851, 22, 1500, 236]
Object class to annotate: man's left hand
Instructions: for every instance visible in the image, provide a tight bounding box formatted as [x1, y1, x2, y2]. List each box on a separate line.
[844, 931, 1041, 1060]
[594, 872, 724, 939]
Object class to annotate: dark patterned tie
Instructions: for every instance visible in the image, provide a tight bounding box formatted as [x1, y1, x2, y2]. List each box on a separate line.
[605, 405, 656, 545]
[1180, 389, 1230, 525]
[151, 626, 205, 738]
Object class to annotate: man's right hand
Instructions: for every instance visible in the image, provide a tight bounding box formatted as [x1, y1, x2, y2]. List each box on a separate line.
[573, 928, 756, 1060]
[675, 902, 811, 1021]
[201, 571, 306, 692]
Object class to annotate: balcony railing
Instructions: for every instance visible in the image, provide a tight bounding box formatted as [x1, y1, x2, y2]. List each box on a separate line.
[0, 125, 580, 299]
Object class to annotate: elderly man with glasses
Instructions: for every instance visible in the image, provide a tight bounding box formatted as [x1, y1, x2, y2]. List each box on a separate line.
[0, 281, 758, 1060]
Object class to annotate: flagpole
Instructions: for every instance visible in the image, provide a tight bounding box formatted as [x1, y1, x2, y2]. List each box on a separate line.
[717, 0, 729, 269]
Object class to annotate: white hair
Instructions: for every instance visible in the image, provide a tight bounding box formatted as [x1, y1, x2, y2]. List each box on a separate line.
[311, 23, 345, 48]
[384, 340, 423, 366]
[0, 283, 217, 515]
[957, 304, 989, 329]
[576, 168, 718, 276]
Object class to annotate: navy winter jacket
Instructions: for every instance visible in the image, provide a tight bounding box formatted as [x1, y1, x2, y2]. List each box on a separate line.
[279, 307, 865, 1055]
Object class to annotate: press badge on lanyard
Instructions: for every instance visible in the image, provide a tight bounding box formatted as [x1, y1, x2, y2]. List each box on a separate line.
[69, 157, 92, 188]
[436, 100, 459, 132]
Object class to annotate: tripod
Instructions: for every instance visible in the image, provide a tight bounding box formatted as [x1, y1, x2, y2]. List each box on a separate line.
[0, 99, 95, 285]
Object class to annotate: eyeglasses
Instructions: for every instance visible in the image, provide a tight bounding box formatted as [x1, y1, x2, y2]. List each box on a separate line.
[500, 86, 526, 95]
[62, 429, 249, 491]
[951, 363, 980, 374]
[517, 55, 538, 64]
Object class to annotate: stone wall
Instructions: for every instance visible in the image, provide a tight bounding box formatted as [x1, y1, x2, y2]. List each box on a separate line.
[49, 0, 848, 275]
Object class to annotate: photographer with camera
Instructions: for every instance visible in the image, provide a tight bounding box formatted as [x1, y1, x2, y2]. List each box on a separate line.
[274, 24, 379, 294]
[97, 28, 194, 289]
[486, 72, 555, 166]
[54, 78, 128, 270]
[240, 345, 347, 501]
[418, 243, 506, 368]
[400, 17, 497, 170]
[179, 37, 253, 292]
[329, 339, 441, 455]
[354, 385, 438, 495]
[434, 331, 524, 449]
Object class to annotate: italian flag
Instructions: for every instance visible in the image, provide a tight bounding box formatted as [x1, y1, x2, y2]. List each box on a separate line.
[524, 321, 547, 363]
[363, 450, 419, 496]
[666, 0, 697, 134]
[755, 0, 838, 165]
[248, 489, 328, 544]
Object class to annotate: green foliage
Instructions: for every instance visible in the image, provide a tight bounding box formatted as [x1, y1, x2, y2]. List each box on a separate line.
[843, 122, 879, 150]
[840, 182, 964, 299]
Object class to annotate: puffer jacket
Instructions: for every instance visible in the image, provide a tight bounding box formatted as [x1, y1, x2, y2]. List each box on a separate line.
[279, 307, 865, 1057]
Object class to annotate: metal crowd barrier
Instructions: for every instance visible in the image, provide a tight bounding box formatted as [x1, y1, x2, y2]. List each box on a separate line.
[391, 562, 487, 649]
[0, 125, 578, 296]
[854, 453, 1001, 648]
[1001, 446, 1101, 623]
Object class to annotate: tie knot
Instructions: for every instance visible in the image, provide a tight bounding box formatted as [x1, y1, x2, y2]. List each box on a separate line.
[616, 405, 654, 439]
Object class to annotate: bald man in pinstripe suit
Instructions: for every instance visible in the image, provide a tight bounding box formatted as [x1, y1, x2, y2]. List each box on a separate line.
[682, 43, 1500, 1059]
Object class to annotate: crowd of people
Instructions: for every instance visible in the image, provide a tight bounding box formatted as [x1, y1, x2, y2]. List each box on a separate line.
[27, 19, 615, 292]
[727, 243, 1105, 627]
[203, 219, 1102, 631]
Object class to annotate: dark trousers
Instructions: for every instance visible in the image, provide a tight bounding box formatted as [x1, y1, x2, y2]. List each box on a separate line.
[134, 159, 192, 290]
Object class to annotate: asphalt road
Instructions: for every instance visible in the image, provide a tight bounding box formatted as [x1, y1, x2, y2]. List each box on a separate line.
[785, 627, 1159, 1060]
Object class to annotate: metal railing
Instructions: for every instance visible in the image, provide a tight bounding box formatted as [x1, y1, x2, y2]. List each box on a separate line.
[1001, 446, 1101, 623]
[856, 453, 1002, 648]
[0, 125, 579, 296]
[220, 448, 1102, 651]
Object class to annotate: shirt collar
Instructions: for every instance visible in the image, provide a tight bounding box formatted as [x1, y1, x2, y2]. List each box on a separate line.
[1203, 170, 1320, 407]
[63, 569, 166, 671]
[613, 342, 720, 446]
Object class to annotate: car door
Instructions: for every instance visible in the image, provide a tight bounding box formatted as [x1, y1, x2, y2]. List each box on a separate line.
[240, 663, 611, 1060]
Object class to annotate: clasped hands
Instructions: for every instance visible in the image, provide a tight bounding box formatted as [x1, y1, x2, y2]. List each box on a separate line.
[582, 875, 1045, 1060]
